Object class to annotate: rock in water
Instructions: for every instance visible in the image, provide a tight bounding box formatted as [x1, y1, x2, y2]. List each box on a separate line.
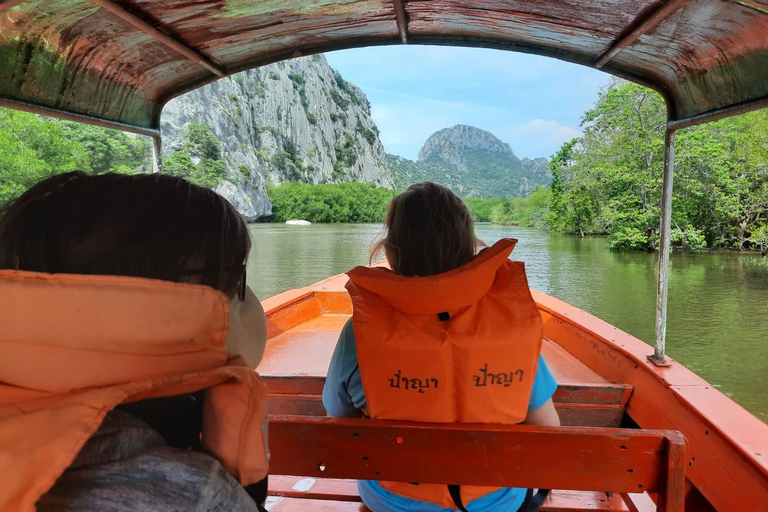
[161, 55, 393, 220]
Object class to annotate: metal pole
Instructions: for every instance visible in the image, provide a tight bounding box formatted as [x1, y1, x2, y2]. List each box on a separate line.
[651, 128, 676, 366]
[151, 135, 163, 173]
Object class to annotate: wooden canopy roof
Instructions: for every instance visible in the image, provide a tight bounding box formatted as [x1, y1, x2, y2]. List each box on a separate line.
[1, 0, 767, 137]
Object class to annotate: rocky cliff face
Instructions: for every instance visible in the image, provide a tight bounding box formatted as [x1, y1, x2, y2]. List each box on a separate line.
[161, 55, 393, 220]
[418, 124, 519, 171]
[521, 157, 550, 185]
[390, 125, 550, 198]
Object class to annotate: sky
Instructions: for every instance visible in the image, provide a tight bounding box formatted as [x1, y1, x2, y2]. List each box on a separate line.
[324, 45, 612, 161]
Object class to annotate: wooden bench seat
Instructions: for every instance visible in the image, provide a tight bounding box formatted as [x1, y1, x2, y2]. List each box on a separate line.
[261, 313, 632, 426]
[267, 416, 685, 512]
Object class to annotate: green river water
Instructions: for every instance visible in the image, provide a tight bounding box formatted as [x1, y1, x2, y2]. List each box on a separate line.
[245, 223, 768, 422]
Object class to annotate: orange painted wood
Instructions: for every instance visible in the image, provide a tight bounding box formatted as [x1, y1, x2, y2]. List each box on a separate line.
[315, 291, 353, 314]
[268, 394, 327, 417]
[267, 496, 364, 511]
[263, 375, 325, 395]
[681, 482, 717, 512]
[268, 476, 633, 511]
[264, 374, 631, 406]
[260, 279, 768, 510]
[661, 433, 686, 512]
[553, 383, 632, 405]
[620, 492, 657, 512]
[268, 476, 360, 502]
[541, 491, 630, 511]
[260, 315, 348, 378]
[266, 393, 626, 427]
[541, 339, 609, 384]
[553, 404, 625, 427]
[268, 416, 683, 495]
[533, 292, 768, 511]
[264, 291, 320, 338]
[261, 293, 615, 389]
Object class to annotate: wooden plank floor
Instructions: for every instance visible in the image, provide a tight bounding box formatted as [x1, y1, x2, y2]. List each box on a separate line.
[266, 476, 635, 511]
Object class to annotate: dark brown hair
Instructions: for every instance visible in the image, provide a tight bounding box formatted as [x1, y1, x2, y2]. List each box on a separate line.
[373, 182, 480, 276]
[0, 171, 250, 297]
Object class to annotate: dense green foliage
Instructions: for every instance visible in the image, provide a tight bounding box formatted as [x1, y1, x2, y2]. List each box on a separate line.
[267, 184, 548, 227]
[463, 188, 550, 227]
[490, 187, 551, 228]
[163, 123, 227, 188]
[268, 182, 395, 223]
[548, 81, 768, 251]
[0, 108, 150, 203]
[461, 197, 503, 222]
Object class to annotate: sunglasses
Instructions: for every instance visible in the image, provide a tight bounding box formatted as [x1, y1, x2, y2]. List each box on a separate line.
[181, 265, 247, 301]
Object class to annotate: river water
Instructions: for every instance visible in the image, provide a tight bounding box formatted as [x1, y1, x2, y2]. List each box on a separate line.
[246, 223, 768, 422]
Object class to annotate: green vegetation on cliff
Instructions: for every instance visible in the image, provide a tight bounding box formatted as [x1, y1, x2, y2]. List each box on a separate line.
[388, 125, 550, 199]
[163, 123, 228, 188]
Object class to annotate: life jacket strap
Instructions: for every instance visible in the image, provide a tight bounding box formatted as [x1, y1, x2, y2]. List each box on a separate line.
[448, 486, 550, 512]
[245, 476, 269, 511]
[520, 488, 550, 512]
[447, 484, 469, 512]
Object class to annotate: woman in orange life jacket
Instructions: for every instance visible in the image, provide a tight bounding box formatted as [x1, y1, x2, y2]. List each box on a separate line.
[0, 171, 270, 512]
[323, 182, 560, 512]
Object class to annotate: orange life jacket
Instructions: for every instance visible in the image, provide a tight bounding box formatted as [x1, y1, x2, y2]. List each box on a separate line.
[0, 270, 269, 512]
[346, 238, 543, 509]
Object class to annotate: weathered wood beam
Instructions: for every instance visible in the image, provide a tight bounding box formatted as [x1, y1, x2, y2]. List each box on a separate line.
[151, 135, 163, 173]
[650, 128, 676, 366]
[667, 93, 768, 131]
[733, 0, 768, 15]
[92, 0, 225, 77]
[596, 0, 690, 69]
[0, 0, 28, 12]
[393, 0, 409, 43]
[0, 97, 161, 138]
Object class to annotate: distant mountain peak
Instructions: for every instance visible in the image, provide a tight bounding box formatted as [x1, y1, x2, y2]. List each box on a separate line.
[418, 125, 517, 164]
[390, 124, 549, 199]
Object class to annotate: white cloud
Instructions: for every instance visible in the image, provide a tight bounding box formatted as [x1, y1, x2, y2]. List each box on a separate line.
[501, 119, 582, 159]
[508, 119, 582, 141]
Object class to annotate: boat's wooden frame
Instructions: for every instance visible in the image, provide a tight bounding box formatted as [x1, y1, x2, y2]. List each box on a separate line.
[3, 2, 768, 510]
[259, 274, 768, 511]
[269, 416, 687, 512]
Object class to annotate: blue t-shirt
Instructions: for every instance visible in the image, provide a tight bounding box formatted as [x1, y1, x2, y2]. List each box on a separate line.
[323, 318, 558, 512]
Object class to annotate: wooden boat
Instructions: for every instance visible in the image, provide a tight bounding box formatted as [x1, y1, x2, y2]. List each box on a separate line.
[258, 272, 768, 511]
[3, 1, 768, 510]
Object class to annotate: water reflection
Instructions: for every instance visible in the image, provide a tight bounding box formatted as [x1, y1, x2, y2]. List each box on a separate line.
[247, 223, 768, 421]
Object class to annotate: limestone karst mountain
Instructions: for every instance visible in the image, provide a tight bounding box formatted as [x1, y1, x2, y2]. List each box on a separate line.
[389, 125, 550, 198]
[161, 55, 393, 220]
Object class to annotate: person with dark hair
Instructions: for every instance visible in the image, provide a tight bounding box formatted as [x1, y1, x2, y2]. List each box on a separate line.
[323, 182, 560, 512]
[0, 171, 269, 511]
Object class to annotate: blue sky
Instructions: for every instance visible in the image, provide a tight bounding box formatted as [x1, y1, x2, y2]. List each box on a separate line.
[324, 45, 611, 161]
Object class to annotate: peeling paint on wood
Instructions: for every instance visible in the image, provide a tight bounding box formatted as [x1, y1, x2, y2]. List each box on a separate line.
[0, 0, 767, 131]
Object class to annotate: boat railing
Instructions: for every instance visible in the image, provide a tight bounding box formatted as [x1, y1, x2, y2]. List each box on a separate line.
[268, 415, 687, 512]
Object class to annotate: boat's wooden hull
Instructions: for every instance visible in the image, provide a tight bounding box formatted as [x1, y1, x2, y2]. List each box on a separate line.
[259, 272, 768, 511]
